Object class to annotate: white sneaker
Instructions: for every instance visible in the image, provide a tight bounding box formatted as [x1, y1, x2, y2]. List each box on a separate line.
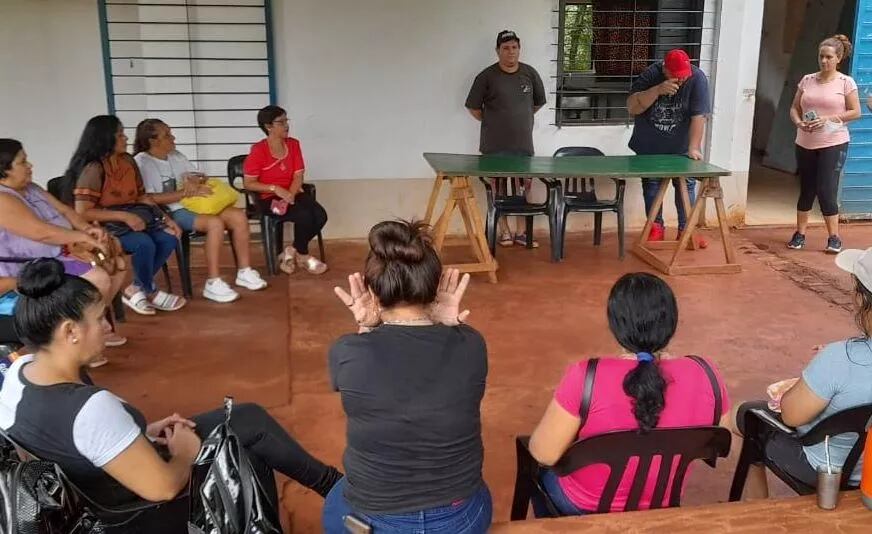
[235, 267, 268, 291]
[203, 278, 240, 303]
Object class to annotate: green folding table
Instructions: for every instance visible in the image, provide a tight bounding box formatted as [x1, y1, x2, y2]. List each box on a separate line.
[423, 153, 738, 278]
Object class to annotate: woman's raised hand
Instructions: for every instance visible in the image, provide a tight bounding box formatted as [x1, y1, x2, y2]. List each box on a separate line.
[334, 272, 381, 327]
[430, 268, 471, 326]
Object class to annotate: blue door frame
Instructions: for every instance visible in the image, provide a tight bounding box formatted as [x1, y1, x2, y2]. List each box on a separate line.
[844, 0, 872, 217]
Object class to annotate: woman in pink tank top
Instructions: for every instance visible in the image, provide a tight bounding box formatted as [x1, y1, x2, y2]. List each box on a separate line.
[787, 35, 861, 254]
[526, 273, 729, 515]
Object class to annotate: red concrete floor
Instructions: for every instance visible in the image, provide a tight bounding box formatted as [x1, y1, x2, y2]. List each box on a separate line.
[90, 224, 872, 532]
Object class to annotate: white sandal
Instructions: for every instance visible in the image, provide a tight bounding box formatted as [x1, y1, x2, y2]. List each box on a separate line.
[296, 254, 328, 275]
[277, 246, 296, 275]
[149, 290, 187, 312]
[122, 290, 155, 316]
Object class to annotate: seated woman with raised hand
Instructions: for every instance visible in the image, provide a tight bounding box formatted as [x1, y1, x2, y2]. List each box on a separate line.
[133, 119, 267, 304]
[0, 258, 343, 533]
[243, 105, 328, 275]
[528, 272, 730, 516]
[730, 247, 872, 499]
[322, 220, 491, 534]
[0, 138, 125, 358]
[67, 115, 186, 316]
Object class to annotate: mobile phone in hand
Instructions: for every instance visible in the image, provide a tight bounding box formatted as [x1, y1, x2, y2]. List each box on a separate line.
[803, 110, 818, 122]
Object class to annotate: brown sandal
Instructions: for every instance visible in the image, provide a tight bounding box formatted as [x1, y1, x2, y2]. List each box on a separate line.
[277, 247, 296, 275]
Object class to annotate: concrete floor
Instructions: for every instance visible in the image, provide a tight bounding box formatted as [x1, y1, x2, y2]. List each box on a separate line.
[92, 225, 871, 532]
[745, 157, 827, 227]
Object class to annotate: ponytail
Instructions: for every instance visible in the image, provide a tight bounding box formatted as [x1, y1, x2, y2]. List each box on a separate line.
[622, 359, 667, 433]
[607, 273, 677, 433]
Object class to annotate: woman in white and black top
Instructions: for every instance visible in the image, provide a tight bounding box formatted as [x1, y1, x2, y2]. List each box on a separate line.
[0, 258, 342, 533]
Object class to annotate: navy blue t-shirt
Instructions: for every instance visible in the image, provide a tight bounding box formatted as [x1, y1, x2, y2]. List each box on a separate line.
[628, 63, 711, 155]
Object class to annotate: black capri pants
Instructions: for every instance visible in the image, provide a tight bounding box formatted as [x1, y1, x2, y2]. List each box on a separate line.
[795, 142, 848, 217]
[256, 191, 328, 255]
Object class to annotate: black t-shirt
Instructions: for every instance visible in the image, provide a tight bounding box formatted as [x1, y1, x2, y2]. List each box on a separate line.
[628, 63, 711, 155]
[0, 355, 148, 508]
[329, 324, 488, 514]
[465, 62, 546, 156]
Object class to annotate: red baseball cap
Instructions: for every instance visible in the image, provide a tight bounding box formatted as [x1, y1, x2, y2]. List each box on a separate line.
[664, 49, 692, 80]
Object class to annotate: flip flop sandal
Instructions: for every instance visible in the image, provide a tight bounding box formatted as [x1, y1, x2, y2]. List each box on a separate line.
[149, 290, 187, 312]
[498, 232, 514, 247]
[88, 356, 109, 368]
[277, 246, 296, 275]
[296, 255, 328, 275]
[104, 333, 128, 348]
[122, 290, 156, 316]
[514, 233, 540, 248]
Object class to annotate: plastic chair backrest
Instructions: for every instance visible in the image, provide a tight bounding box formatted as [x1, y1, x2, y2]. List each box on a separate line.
[550, 426, 730, 513]
[47, 176, 66, 204]
[797, 403, 872, 488]
[226, 154, 256, 217]
[552, 146, 605, 196]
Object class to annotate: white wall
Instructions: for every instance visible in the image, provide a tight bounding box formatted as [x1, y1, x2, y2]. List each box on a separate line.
[1, 0, 764, 237]
[0, 0, 108, 183]
[707, 0, 765, 225]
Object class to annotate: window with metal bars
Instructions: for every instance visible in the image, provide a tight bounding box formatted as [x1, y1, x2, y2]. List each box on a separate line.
[555, 0, 712, 126]
[98, 0, 275, 178]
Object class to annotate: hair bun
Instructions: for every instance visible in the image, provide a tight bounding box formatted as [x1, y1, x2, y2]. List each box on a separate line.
[368, 220, 431, 263]
[17, 258, 66, 299]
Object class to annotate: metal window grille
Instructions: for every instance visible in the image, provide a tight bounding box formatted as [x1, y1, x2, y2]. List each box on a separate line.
[554, 0, 716, 126]
[98, 0, 275, 178]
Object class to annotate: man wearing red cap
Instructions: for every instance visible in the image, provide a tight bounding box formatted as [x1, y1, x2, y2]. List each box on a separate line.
[627, 49, 711, 245]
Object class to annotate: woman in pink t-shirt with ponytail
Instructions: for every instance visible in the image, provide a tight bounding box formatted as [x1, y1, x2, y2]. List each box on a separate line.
[787, 34, 861, 254]
[527, 272, 729, 516]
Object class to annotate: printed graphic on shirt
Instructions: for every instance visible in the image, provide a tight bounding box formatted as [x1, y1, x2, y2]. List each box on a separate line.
[649, 95, 686, 136]
[520, 81, 532, 94]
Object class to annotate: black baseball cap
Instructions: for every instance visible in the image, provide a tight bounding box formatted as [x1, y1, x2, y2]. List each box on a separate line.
[496, 30, 520, 47]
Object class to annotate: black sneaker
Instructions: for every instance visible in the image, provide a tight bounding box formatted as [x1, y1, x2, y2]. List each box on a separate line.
[826, 235, 842, 254]
[787, 232, 805, 250]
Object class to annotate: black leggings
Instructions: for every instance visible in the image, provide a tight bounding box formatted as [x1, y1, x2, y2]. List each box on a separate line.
[796, 143, 848, 217]
[256, 192, 328, 255]
[107, 403, 341, 533]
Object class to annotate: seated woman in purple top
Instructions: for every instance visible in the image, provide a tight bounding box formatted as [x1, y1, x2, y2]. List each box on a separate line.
[0, 139, 126, 361]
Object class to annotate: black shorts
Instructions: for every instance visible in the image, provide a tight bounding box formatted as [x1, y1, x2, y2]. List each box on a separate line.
[736, 401, 818, 486]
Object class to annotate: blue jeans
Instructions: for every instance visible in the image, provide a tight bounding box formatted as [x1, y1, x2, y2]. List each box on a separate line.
[118, 229, 178, 294]
[641, 178, 697, 230]
[322, 478, 492, 534]
[531, 469, 587, 518]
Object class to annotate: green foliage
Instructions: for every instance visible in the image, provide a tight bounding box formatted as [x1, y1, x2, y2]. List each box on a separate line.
[563, 3, 593, 72]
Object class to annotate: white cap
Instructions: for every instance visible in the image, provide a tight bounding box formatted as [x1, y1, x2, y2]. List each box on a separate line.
[835, 248, 872, 291]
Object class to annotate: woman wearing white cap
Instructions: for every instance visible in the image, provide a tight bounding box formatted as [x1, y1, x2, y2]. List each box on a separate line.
[728, 247, 872, 499]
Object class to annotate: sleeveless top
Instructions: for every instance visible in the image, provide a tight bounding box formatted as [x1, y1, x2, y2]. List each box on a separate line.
[0, 184, 70, 277]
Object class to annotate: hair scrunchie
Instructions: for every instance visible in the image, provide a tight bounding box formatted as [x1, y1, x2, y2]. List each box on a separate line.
[636, 352, 655, 364]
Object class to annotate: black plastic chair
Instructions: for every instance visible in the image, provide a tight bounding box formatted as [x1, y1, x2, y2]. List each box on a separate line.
[552, 147, 626, 260]
[226, 154, 325, 276]
[729, 404, 872, 500]
[511, 427, 731, 519]
[479, 176, 559, 261]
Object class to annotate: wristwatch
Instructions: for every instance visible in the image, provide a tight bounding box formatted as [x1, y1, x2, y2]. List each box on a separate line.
[269, 185, 276, 193]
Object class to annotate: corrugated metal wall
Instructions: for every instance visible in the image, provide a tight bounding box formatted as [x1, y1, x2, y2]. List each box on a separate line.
[844, 0, 872, 216]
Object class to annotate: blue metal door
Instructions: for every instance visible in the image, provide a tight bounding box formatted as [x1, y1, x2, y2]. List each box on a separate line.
[844, 0, 872, 216]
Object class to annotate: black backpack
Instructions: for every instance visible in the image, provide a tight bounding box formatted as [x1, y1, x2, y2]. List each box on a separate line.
[0, 433, 98, 534]
[188, 398, 281, 534]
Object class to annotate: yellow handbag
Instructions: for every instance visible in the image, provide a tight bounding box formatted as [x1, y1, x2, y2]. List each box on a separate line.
[179, 178, 240, 215]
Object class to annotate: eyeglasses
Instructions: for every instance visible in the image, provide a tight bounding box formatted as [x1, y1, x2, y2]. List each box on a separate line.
[272, 119, 289, 126]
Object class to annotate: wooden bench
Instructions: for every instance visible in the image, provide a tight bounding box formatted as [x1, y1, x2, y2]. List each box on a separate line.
[491, 491, 870, 533]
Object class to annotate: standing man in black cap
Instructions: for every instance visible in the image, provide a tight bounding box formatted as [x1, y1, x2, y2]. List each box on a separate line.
[466, 30, 546, 248]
